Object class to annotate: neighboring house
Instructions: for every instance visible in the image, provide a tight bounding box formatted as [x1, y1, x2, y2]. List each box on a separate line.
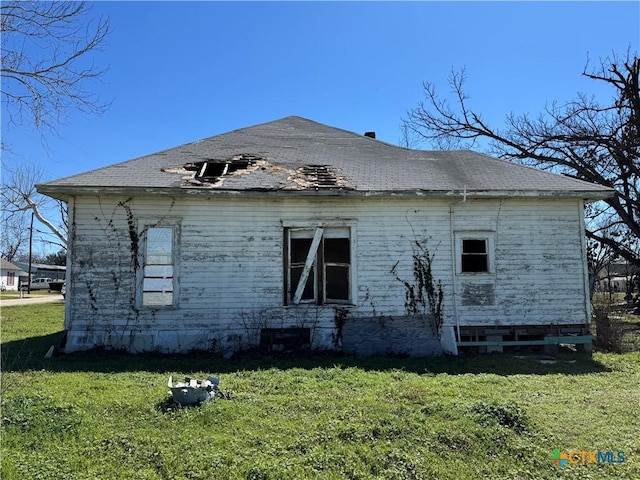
[37, 116, 613, 356]
[595, 262, 638, 294]
[12, 262, 66, 282]
[0, 259, 26, 291]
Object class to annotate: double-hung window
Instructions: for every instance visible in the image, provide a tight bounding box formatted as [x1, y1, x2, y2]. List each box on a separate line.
[456, 233, 494, 274]
[285, 227, 353, 305]
[461, 239, 488, 273]
[141, 224, 178, 307]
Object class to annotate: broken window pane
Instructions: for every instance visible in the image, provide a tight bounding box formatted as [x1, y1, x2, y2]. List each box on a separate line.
[461, 239, 488, 272]
[324, 238, 350, 264]
[291, 238, 313, 264]
[325, 265, 349, 301]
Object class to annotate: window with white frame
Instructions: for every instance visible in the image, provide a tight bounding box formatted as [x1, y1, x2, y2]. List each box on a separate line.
[456, 233, 494, 274]
[285, 227, 352, 305]
[141, 225, 177, 307]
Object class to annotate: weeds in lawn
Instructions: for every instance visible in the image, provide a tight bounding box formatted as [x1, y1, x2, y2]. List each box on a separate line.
[1, 394, 81, 439]
[469, 400, 530, 433]
[592, 295, 640, 353]
[1, 303, 639, 479]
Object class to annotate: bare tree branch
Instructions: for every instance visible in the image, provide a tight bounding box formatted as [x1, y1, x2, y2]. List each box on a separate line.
[1, 163, 68, 257]
[403, 51, 640, 267]
[1, 1, 110, 134]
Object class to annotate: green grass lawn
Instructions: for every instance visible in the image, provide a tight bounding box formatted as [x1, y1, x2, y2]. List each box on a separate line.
[1, 304, 639, 479]
[0, 289, 58, 300]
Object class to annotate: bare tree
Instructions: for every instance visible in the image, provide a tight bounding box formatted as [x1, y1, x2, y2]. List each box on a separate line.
[1, 1, 110, 134]
[1, 2, 108, 255]
[403, 51, 640, 267]
[1, 162, 68, 254]
[0, 208, 29, 261]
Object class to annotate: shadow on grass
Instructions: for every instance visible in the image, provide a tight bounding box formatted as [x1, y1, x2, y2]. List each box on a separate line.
[1, 331, 612, 376]
[1, 332, 66, 372]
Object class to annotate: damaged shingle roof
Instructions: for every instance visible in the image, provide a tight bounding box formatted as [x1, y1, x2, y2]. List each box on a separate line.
[38, 116, 613, 199]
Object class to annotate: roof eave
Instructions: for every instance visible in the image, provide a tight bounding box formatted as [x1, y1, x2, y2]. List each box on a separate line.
[37, 184, 615, 201]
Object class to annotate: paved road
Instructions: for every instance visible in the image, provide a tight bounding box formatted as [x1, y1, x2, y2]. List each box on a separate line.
[1, 294, 64, 307]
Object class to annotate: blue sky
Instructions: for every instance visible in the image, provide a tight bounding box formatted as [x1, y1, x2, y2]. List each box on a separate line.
[2, 2, 639, 195]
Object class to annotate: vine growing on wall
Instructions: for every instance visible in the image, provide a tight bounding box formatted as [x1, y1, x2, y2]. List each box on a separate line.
[116, 199, 139, 270]
[393, 239, 444, 338]
[332, 307, 349, 348]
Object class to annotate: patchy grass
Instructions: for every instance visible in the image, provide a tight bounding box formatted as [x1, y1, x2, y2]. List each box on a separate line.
[590, 298, 640, 352]
[1, 304, 639, 479]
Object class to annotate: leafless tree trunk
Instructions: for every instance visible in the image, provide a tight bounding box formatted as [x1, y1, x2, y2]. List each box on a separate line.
[403, 51, 640, 267]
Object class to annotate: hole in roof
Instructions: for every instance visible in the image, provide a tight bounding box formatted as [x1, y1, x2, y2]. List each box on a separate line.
[190, 154, 260, 182]
[298, 165, 339, 187]
[199, 162, 227, 178]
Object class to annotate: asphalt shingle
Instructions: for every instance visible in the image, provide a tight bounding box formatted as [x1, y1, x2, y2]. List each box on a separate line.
[38, 116, 613, 198]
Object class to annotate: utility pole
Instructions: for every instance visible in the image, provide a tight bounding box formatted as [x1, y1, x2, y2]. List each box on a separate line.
[27, 212, 34, 294]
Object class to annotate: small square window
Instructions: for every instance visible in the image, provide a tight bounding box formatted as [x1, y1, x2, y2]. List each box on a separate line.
[461, 239, 488, 273]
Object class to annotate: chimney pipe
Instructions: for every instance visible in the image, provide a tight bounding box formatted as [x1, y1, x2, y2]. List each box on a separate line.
[364, 131, 376, 139]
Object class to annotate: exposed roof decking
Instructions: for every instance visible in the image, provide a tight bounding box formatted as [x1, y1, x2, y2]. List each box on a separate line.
[38, 116, 614, 199]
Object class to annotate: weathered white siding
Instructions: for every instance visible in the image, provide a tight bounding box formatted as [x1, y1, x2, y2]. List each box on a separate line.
[63, 194, 589, 354]
[451, 198, 588, 327]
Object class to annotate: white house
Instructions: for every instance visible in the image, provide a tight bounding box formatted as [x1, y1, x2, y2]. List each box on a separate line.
[37, 116, 613, 356]
[0, 259, 24, 292]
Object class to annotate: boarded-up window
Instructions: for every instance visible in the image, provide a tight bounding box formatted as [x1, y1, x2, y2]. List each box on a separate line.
[290, 237, 315, 301]
[461, 239, 488, 273]
[285, 227, 352, 305]
[142, 226, 174, 306]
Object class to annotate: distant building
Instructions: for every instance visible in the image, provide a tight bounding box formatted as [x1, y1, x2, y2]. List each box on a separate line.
[12, 262, 66, 282]
[595, 263, 638, 294]
[0, 259, 27, 291]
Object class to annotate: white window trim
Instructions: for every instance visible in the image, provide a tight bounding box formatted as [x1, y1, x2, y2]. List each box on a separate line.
[137, 220, 181, 309]
[284, 224, 356, 306]
[455, 231, 495, 275]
